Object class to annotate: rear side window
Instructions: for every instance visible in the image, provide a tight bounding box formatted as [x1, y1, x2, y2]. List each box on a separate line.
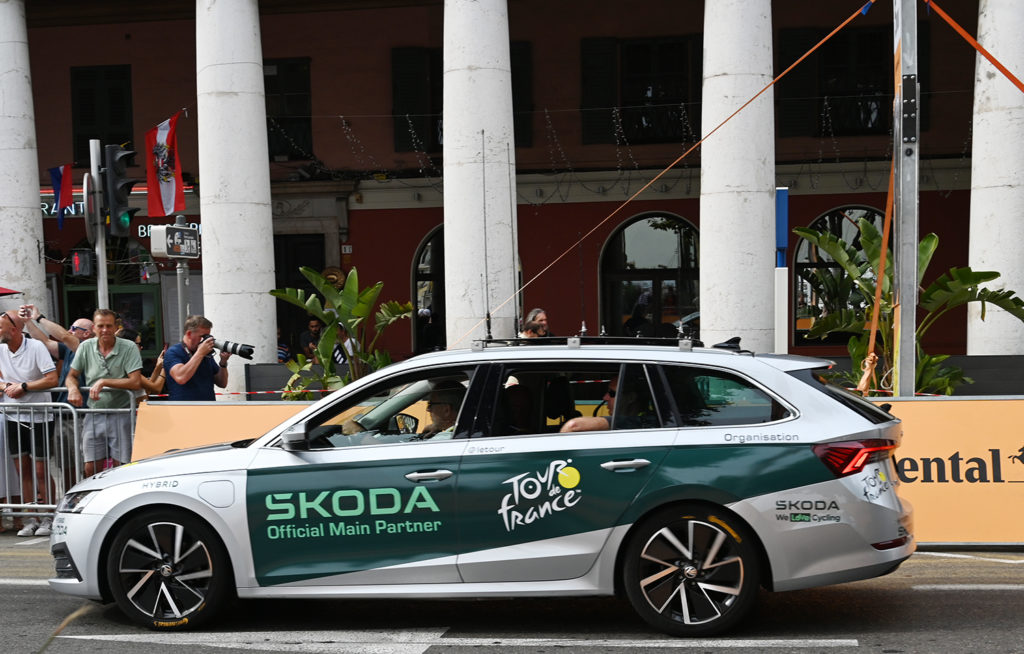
[789, 368, 894, 425]
[661, 364, 791, 427]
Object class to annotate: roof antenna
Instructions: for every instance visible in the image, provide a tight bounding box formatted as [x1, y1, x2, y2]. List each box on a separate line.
[481, 130, 493, 340]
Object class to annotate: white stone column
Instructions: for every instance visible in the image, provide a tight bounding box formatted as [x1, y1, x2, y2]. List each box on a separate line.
[699, 0, 776, 352]
[196, 0, 277, 395]
[443, 0, 519, 347]
[0, 0, 48, 314]
[967, 0, 1024, 354]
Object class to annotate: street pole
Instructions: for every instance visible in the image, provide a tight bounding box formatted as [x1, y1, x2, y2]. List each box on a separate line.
[90, 139, 109, 309]
[175, 214, 189, 331]
[894, 0, 920, 397]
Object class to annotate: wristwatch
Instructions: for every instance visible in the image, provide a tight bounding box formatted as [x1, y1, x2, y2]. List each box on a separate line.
[219, 361, 229, 368]
[21, 382, 28, 393]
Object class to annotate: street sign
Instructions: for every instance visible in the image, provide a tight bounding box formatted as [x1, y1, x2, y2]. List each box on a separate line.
[151, 224, 201, 259]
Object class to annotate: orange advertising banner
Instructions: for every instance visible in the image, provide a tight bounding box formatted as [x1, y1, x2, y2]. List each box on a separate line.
[883, 397, 1024, 544]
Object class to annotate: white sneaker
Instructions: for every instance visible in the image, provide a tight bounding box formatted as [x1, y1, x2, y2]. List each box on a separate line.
[34, 516, 53, 537]
[17, 517, 39, 537]
[0, 508, 12, 531]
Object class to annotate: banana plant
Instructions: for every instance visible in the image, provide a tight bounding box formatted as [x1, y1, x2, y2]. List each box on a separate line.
[794, 217, 1024, 395]
[270, 266, 413, 398]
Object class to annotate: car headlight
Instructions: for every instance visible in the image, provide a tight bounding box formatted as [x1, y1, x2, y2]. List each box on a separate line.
[57, 490, 99, 514]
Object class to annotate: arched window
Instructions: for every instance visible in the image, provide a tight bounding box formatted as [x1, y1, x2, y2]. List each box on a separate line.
[600, 213, 699, 337]
[412, 227, 446, 353]
[793, 205, 884, 345]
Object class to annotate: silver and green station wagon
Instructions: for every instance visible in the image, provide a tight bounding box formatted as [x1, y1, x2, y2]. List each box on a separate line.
[49, 337, 914, 636]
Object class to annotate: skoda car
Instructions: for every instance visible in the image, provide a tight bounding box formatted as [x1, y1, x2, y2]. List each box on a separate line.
[49, 338, 913, 636]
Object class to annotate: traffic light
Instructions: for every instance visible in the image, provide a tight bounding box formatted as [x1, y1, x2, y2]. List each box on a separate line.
[103, 144, 140, 237]
[70, 249, 93, 277]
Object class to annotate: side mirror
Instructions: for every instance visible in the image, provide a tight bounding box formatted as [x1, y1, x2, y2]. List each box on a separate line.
[280, 423, 310, 451]
[389, 413, 419, 434]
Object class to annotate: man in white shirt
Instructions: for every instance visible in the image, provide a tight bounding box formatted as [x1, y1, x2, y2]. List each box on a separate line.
[0, 310, 58, 536]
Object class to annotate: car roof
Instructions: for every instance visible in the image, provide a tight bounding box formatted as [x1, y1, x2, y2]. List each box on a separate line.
[404, 336, 832, 373]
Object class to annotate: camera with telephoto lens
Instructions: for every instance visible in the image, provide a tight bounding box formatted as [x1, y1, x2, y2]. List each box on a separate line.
[199, 334, 255, 360]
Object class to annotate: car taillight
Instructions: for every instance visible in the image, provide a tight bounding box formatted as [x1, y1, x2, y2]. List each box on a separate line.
[812, 439, 896, 477]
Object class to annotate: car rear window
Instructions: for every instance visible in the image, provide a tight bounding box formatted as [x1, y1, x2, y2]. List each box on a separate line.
[789, 368, 894, 424]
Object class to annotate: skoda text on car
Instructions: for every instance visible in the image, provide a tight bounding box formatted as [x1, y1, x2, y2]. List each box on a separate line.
[49, 337, 913, 636]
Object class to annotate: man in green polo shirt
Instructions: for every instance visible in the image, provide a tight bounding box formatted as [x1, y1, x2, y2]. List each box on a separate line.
[66, 308, 142, 476]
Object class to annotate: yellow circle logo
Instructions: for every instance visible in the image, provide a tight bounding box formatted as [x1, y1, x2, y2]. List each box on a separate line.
[558, 466, 581, 489]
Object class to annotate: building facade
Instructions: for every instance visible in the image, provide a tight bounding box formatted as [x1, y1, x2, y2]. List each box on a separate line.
[2, 0, 1014, 391]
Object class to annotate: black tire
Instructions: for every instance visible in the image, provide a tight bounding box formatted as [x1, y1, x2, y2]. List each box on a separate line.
[622, 504, 760, 637]
[106, 509, 232, 630]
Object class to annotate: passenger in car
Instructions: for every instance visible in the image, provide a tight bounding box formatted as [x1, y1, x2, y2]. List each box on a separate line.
[559, 377, 618, 432]
[560, 375, 659, 432]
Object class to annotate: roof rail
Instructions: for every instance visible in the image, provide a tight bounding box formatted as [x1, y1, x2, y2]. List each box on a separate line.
[471, 335, 708, 350]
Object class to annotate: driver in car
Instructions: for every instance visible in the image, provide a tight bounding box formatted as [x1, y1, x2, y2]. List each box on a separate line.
[419, 381, 465, 440]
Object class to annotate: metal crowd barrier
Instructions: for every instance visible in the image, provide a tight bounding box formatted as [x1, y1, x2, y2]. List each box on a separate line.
[0, 388, 135, 526]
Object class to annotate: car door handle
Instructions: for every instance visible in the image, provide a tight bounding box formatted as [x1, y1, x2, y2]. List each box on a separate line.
[600, 458, 651, 472]
[405, 469, 454, 482]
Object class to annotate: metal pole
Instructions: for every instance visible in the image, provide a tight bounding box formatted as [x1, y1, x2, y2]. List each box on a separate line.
[90, 139, 109, 309]
[175, 214, 188, 332]
[894, 0, 920, 397]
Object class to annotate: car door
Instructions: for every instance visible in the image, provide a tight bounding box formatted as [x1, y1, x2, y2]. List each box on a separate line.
[454, 361, 675, 583]
[243, 364, 480, 588]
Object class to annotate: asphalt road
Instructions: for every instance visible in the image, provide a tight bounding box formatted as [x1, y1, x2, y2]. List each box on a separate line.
[2, 533, 1022, 654]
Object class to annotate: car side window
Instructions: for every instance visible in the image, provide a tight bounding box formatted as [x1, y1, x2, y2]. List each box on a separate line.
[304, 366, 475, 448]
[662, 364, 790, 427]
[486, 363, 620, 436]
[485, 363, 664, 435]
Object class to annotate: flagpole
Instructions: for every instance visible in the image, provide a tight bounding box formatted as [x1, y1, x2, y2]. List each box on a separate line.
[90, 139, 109, 310]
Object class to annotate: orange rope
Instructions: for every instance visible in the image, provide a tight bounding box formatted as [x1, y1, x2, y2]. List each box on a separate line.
[856, 159, 895, 395]
[448, 1, 878, 348]
[924, 0, 1024, 95]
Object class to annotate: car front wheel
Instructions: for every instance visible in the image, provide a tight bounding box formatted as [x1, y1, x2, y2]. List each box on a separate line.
[622, 504, 760, 637]
[106, 510, 232, 629]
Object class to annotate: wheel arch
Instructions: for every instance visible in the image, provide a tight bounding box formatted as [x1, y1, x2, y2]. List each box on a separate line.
[96, 502, 237, 604]
[611, 497, 775, 598]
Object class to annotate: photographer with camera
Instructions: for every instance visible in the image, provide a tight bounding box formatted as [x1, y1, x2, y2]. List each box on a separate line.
[164, 315, 231, 401]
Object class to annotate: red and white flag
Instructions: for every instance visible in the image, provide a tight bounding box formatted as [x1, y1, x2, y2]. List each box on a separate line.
[145, 111, 185, 217]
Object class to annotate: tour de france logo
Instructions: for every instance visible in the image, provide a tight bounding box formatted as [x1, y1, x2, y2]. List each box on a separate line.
[498, 459, 581, 532]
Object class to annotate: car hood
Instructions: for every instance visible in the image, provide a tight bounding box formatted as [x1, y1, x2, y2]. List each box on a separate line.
[70, 442, 257, 491]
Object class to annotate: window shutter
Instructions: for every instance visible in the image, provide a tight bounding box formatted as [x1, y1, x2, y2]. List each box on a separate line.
[776, 29, 823, 138]
[392, 47, 432, 153]
[580, 38, 619, 144]
[511, 41, 533, 148]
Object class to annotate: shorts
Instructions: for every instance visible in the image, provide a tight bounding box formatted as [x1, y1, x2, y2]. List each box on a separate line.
[80, 413, 133, 464]
[5, 420, 52, 460]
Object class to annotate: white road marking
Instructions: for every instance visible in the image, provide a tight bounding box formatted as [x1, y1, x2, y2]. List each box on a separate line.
[0, 578, 48, 586]
[14, 537, 49, 546]
[60, 631, 859, 651]
[914, 552, 1024, 564]
[914, 584, 1024, 591]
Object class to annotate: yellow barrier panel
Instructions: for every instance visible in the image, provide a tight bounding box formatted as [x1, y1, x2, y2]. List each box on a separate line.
[133, 402, 306, 462]
[130, 397, 1024, 544]
[883, 397, 1024, 544]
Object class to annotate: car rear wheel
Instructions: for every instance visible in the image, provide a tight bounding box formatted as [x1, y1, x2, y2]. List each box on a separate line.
[106, 509, 232, 630]
[622, 504, 760, 637]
